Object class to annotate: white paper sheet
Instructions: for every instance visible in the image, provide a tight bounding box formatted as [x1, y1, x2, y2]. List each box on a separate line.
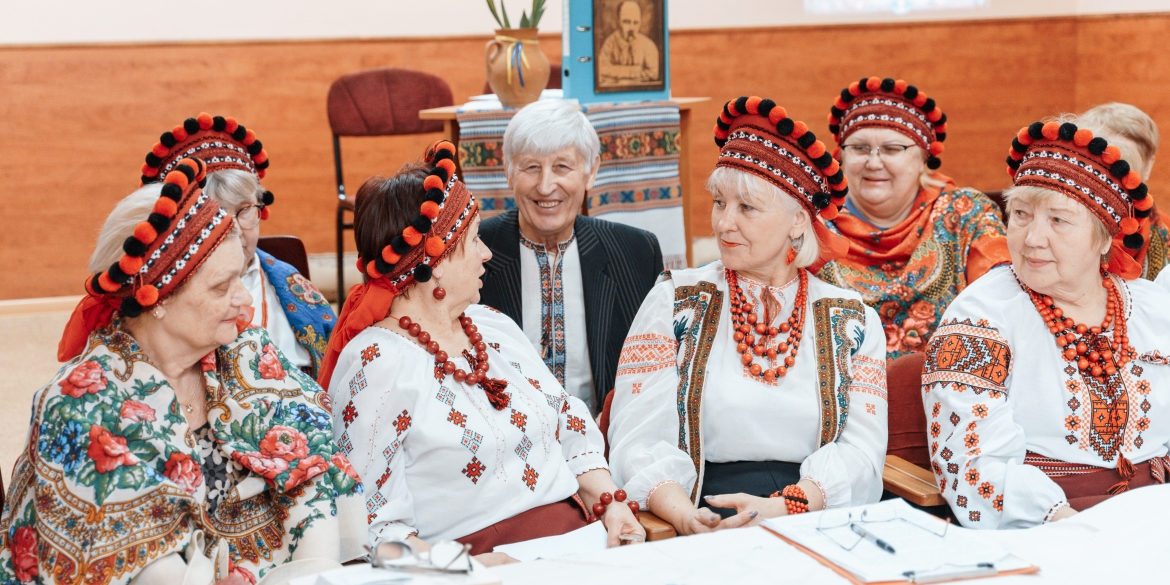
[763, 499, 1031, 583]
[288, 560, 499, 585]
[492, 521, 607, 561]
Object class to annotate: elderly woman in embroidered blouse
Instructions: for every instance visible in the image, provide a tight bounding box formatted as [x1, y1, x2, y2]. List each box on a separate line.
[817, 77, 1010, 360]
[321, 142, 644, 564]
[923, 116, 1170, 529]
[607, 97, 888, 536]
[0, 159, 363, 585]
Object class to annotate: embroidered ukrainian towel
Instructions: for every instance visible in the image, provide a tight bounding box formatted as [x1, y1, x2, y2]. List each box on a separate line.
[456, 100, 686, 269]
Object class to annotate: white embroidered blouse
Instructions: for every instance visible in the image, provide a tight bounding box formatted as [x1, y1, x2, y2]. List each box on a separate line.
[607, 261, 888, 510]
[923, 266, 1170, 529]
[328, 305, 608, 544]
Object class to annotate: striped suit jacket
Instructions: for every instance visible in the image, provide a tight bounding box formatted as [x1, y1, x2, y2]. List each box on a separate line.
[479, 210, 664, 408]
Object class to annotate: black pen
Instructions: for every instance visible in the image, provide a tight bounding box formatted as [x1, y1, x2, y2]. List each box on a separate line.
[850, 523, 896, 554]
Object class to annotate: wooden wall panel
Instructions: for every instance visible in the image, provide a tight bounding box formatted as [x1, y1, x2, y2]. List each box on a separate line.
[1, 13, 1167, 299]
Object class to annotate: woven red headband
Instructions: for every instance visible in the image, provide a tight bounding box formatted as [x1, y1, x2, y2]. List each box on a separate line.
[89, 157, 234, 315]
[141, 113, 275, 218]
[714, 96, 849, 221]
[1007, 120, 1151, 253]
[828, 76, 947, 170]
[360, 141, 478, 291]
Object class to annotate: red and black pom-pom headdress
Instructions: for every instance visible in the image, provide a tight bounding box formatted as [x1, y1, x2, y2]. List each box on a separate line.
[318, 141, 478, 386]
[1007, 119, 1151, 279]
[141, 113, 276, 218]
[59, 157, 235, 360]
[828, 76, 947, 170]
[713, 96, 851, 266]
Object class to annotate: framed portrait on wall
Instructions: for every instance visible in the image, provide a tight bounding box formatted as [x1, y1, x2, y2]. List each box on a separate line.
[592, 0, 666, 93]
[562, 0, 671, 104]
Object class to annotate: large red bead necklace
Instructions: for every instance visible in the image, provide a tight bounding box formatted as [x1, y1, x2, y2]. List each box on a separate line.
[1019, 266, 1131, 381]
[395, 313, 510, 410]
[726, 268, 808, 381]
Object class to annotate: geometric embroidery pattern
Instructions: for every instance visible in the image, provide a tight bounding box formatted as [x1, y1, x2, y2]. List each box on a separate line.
[342, 403, 358, 428]
[361, 343, 381, 366]
[510, 409, 527, 432]
[461, 429, 483, 454]
[522, 463, 539, 491]
[521, 235, 573, 387]
[463, 457, 486, 484]
[383, 438, 401, 461]
[366, 491, 388, 513]
[393, 410, 412, 434]
[515, 434, 533, 460]
[349, 369, 368, 397]
[448, 408, 468, 428]
[923, 319, 1011, 396]
[566, 414, 587, 435]
[337, 431, 353, 454]
[436, 386, 456, 406]
[851, 354, 888, 401]
[616, 333, 678, 377]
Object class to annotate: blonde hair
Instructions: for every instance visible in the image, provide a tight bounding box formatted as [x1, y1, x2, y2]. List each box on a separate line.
[706, 166, 820, 268]
[202, 169, 263, 212]
[1080, 102, 1159, 165]
[90, 183, 238, 275]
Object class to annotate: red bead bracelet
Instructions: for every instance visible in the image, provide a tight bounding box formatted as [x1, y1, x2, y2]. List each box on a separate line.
[590, 489, 639, 520]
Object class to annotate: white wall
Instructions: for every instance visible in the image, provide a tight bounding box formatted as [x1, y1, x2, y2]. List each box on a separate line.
[1, 0, 1165, 46]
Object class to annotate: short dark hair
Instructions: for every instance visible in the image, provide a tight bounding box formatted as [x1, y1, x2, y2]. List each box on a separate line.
[353, 162, 430, 271]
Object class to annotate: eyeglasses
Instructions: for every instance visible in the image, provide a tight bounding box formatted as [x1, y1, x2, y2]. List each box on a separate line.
[815, 505, 948, 551]
[235, 204, 265, 230]
[366, 540, 473, 574]
[841, 144, 916, 161]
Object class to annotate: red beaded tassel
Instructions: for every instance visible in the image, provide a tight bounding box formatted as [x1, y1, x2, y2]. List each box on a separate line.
[727, 268, 808, 381]
[398, 313, 510, 410]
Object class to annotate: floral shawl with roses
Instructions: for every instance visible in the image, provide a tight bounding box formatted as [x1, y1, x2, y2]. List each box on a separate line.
[0, 319, 364, 585]
[818, 174, 1011, 360]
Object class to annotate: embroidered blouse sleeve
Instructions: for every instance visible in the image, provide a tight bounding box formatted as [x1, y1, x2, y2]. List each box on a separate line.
[466, 305, 609, 476]
[960, 190, 1011, 284]
[331, 337, 423, 547]
[607, 280, 699, 506]
[799, 304, 889, 508]
[922, 316, 1068, 529]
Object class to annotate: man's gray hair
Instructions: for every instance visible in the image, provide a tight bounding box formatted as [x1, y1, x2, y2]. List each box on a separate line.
[503, 99, 600, 175]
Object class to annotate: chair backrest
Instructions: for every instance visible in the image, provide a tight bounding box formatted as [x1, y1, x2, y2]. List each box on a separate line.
[984, 190, 1006, 217]
[257, 235, 311, 279]
[327, 67, 454, 137]
[887, 352, 931, 470]
[481, 62, 563, 95]
[599, 388, 616, 459]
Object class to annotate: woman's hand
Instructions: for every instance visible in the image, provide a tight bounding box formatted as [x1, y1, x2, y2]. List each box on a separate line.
[703, 493, 785, 526]
[474, 552, 519, 566]
[1050, 505, 1078, 522]
[648, 482, 756, 536]
[600, 499, 647, 547]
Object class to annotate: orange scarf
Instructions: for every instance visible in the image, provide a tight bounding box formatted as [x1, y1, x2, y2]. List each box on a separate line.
[832, 175, 953, 267]
[316, 279, 398, 388]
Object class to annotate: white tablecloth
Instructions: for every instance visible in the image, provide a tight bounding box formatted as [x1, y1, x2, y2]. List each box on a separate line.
[491, 485, 1170, 584]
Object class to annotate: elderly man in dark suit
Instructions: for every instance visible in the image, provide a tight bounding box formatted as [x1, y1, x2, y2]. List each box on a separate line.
[480, 99, 664, 415]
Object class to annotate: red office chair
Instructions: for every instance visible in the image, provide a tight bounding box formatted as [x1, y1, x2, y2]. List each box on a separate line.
[327, 67, 454, 309]
[883, 352, 947, 508]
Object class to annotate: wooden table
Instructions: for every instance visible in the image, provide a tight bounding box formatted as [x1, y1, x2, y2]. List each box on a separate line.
[420, 97, 710, 266]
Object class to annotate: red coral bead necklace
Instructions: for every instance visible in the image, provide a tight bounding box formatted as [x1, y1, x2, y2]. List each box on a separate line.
[726, 268, 808, 381]
[393, 313, 510, 410]
[1020, 264, 1131, 380]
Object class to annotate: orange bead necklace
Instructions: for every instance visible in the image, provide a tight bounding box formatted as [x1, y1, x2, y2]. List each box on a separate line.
[727, 268, 807, 381]
[1019, 265, 1131, 381]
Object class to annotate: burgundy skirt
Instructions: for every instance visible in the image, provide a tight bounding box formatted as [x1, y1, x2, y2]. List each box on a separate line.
[1026, 452, 1170, 511]
[456, 496, 590, 555]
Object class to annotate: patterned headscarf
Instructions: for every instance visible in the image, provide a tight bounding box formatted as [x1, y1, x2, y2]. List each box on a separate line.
[714, 95, 851, 267]
[58, 158, 234, 361]
[141, 112, 275, 215]
[317, 141, 478, 386]
[828, 76, 948, 170]
[1008, 119, 1152, 279]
